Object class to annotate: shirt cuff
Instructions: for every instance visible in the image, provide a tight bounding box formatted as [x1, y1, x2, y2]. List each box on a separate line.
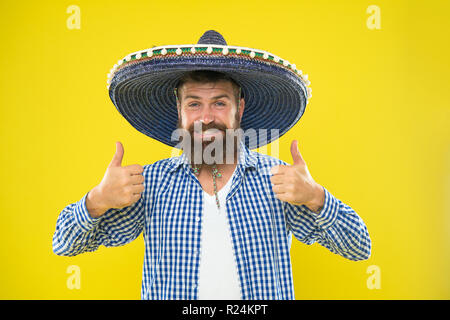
[73, 191, 102, 232]
[313, 186, 339, 229]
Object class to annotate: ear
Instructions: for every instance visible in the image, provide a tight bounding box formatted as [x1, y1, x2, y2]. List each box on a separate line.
[177, 104, 184, 127]
[238, 98, 245, 120]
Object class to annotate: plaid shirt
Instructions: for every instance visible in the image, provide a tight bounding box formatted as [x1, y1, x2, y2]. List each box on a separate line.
[53, 140, 371, 299]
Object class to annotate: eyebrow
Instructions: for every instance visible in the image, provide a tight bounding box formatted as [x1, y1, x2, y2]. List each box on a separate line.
[183, 94, 231, 101]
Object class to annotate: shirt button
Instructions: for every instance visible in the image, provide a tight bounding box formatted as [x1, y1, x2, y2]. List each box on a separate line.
[195, 217, 200, 222]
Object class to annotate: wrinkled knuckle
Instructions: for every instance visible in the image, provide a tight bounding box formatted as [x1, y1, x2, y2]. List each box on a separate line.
[126, 175, 134, 183]
[122, 185, 131, 195]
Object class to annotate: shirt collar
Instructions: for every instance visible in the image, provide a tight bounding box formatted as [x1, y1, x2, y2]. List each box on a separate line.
[167, 139, 258, 174]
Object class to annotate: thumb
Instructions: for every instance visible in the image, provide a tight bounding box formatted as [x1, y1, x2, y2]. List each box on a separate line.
[290, 140, 305, 165]
[109, 141, 124, 167]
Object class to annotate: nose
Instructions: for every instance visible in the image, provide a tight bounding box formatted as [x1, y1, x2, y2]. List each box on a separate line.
[200, 106, 214, 125]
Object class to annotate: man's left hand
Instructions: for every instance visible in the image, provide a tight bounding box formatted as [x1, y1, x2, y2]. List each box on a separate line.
[270, 140, 325, 213]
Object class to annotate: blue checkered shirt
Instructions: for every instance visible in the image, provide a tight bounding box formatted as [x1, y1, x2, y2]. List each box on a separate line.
[53, 140, 371, 299]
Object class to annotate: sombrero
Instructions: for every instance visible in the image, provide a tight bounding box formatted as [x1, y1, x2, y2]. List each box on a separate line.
[106, 30, 312, 149]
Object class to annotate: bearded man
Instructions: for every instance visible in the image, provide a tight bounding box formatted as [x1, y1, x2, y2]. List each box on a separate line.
[53, 30, 371, 300]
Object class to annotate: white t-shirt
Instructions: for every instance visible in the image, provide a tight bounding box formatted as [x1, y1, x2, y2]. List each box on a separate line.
[197, 167, 241, 300]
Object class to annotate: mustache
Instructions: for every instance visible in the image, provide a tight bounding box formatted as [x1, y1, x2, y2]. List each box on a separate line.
[187, 121, 228, 134]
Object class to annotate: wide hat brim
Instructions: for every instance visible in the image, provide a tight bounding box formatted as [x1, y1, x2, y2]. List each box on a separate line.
[107, 30, 312, 149]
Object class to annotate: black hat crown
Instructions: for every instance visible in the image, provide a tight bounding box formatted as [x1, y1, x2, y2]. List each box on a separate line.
[197, 30, 227, 46]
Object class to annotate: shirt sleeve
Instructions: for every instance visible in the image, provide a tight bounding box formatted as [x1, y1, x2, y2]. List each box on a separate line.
[284, 186, 372, 261]
[52, 188, 146, 257]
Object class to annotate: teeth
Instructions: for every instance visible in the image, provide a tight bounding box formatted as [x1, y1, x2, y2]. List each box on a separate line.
[204, 129, 221, 134]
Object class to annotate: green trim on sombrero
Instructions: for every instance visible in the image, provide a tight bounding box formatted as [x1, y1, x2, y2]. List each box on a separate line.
[108, 44, 312, 98]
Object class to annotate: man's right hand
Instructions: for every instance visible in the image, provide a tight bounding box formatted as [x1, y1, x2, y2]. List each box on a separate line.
[86, 141, 145, 218]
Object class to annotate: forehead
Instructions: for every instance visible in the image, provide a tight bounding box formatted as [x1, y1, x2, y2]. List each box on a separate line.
[179, 80, 234, 97]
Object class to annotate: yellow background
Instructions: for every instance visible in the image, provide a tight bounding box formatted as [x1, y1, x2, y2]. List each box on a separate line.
[1, 0, 449, 299]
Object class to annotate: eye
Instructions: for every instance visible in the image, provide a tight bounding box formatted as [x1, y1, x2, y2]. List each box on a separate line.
[188, 103, 199, 108]
[215, 101, 226, 106]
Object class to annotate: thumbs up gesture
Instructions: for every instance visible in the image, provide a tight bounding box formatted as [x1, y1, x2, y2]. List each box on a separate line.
[270, 140, 325, 213]
[86, 142, 145, 218]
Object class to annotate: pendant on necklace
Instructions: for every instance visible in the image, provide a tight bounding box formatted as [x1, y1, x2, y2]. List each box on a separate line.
[192, 163, 222, 210]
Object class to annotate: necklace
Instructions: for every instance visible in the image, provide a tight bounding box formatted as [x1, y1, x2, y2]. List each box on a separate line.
[192, 163, 222, 209]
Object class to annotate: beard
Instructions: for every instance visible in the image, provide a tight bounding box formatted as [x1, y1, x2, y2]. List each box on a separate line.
[176, 113, 243, 166]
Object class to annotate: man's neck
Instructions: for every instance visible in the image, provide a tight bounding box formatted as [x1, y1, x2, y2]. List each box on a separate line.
[193, 161, 238, 196]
